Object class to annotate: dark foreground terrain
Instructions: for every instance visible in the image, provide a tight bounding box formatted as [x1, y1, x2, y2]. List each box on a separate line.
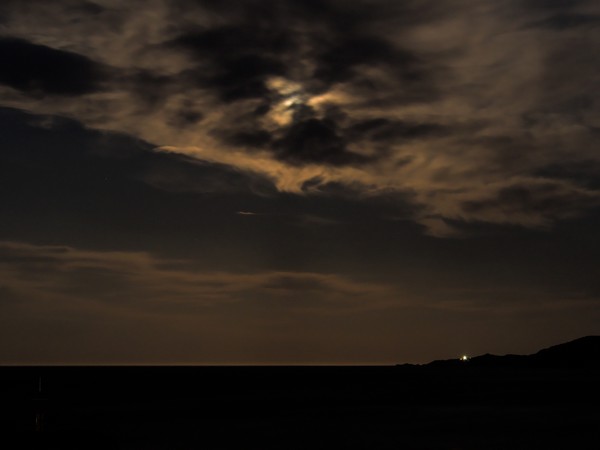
[1, 337, 599, 449]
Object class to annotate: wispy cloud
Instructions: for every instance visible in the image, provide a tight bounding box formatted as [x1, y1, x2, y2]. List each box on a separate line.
[1, 239, 598, 363]
[0, 0, 598, 236]
[0, 240, 391, 313]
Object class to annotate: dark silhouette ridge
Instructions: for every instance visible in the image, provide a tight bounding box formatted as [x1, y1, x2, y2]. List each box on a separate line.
[1, 337, 598, 449]
[424, 336, 600, 369]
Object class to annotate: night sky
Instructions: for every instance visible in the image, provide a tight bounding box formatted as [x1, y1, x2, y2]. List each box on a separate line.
[1, 0, 599, 364]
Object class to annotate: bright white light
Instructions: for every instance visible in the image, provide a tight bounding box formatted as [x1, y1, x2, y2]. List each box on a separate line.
[283, 95, 300, 107]
[461, 355, 469, 361]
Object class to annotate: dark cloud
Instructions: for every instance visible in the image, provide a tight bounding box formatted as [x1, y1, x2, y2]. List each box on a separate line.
[189, 0, 368, 33]
[213, 108, 400, 167]
[72, 1, 106, 16]
[215, 111, 449, 169]
[0, 37, 107, 97]
[0, 107, 278, 246]
[535, 161, 600, 189]
[461, 181, 600, 225]
[219, 129, 272, 148]
[311, 34, 424, 89]
[206, 55, 286, 102]
[173, 24, 295, 57]
[525, 0, 589, 11]
[168, 0, 439, 105]
[173, 26, 293, 102]
[0, 106, 270, 192]
[167, 107, 204, 128]
[123, 71, 175, 110]
[273, 118, 373, 166]
[346, 118, 447, 142]
[530, 13, 600, 30]
[143, 152, 276, 195]
[312, 36, 396, 84]
[219, 115, 446, 167]
[0, 0, 106, 15]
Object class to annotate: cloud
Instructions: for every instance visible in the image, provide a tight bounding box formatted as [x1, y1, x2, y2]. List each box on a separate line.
[1, 238, 598, 363]
[0, 37, 108, 96]
[0, 0, 599, 235]
[458, 179, 600, 227]
[272, 117, 373, 166]
[5, 238, 595, 319]
[528, 13, 600, 30]
[171, 25, 291, 102]
[0, 241, 390, 313]
[525, 0, 589, 12]
[142, 150, 277, 195]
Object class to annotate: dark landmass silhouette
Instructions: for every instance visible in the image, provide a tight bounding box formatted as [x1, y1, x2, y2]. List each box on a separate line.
[1, 336, 598, 449]
[425, 335, 600, 369]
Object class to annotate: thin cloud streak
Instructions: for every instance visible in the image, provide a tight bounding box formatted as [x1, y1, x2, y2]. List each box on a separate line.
[0, 240, 392, 313]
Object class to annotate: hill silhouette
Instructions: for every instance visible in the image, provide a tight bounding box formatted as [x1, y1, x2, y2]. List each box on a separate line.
[0, 337, 598, 448]
[426, 336, 600, 369]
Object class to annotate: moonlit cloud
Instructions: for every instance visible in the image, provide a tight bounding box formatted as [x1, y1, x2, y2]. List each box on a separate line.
[0, 0, 598, 235]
